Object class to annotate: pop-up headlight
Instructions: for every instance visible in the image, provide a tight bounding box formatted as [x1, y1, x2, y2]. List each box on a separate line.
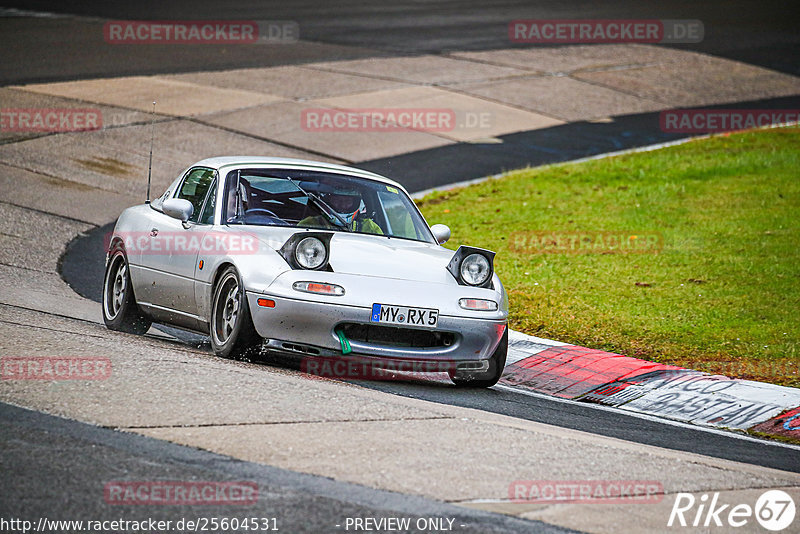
[279, 231, 333, 271]
[446, 246, 495, 288]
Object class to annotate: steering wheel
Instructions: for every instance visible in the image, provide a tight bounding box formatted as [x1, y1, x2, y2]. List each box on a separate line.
[245, 208, 279, 218]
[242, 208, 290, 226]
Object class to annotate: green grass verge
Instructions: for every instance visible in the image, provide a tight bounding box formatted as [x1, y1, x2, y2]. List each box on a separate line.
[416, 127, 800, 387]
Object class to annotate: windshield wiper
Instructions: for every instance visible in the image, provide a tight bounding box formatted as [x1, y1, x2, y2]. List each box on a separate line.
[286, 177, 353, 232]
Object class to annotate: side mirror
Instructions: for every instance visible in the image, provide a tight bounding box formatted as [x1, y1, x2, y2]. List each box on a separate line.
[430, 224, 451, 245]
[162, 198, 194, 222]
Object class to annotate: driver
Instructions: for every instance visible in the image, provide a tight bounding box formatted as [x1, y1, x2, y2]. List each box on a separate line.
[299, 183, 383, 234]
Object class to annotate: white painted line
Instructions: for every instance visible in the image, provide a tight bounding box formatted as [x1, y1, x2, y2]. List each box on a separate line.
[509, 330, 568, 347]
[0, 7, 69, 18]
[494, 383, 800, 452]
[507, 331, 568, 365]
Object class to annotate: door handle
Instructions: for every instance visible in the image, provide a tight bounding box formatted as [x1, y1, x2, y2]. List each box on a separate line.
[150, 228, 159, 237]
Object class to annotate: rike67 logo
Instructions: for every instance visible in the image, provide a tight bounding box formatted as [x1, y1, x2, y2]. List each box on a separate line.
[668, 490, 795, 531]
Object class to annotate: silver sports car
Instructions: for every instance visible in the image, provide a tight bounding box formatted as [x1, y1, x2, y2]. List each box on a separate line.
[102, 157, 508, 387]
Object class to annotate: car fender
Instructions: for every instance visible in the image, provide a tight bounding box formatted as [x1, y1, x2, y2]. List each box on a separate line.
[194, 228, 294, 322]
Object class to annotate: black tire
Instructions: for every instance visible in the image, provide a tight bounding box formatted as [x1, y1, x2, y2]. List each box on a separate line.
[102, 248, 152, 335]
[210, 266, 261, 359]
[450, 328, 508, 388]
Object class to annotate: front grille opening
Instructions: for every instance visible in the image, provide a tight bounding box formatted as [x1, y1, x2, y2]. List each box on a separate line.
[339, 323, 456, 349]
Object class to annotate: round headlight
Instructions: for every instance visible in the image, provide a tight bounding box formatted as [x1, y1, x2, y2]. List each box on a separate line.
[460, 253, 491, 286]
[295, 237, 327, 269]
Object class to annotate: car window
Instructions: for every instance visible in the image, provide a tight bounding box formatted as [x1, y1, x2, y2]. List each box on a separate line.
[378, 189, 421, 240]
[176, 168, 215, 223]
[223, 173, 308, 225]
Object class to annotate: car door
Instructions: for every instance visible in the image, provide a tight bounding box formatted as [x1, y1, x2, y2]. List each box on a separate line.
[135, 167, 216, 325]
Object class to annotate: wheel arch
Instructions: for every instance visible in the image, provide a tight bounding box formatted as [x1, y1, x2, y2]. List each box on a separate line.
[211, 261, 237, 291]
[104, 240, 139, 301]
[101, 240, 152, 334]
[106, 236, 126, 256]
[204, 261, 237, 321]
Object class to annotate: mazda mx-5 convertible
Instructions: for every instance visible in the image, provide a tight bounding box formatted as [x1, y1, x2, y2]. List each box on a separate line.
[102, 157, 508, 387]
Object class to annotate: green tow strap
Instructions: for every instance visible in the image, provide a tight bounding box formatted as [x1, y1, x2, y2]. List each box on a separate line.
[335, 329, 352, 355]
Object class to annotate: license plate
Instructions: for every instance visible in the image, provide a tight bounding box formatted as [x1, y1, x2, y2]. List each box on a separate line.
[371, 303, 439, 328]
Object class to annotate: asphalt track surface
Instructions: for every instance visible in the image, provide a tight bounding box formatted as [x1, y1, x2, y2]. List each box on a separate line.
[351, 381, 800, 474]
[0, 402, 573, 534]
[4, 2, 800, 532]
[35, 0, 800, 481]
[1, 0, 798, 84]
[3, 1, 799, 194]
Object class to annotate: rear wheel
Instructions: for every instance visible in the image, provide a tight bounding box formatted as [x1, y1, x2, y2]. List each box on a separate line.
[102, 248, 151, 335]
[449, 328, 508, 388]
[210, 266, 261, 359]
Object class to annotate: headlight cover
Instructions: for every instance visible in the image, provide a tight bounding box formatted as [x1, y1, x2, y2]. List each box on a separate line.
[446, 245, 495, 288]
[279, 231, 333, 271]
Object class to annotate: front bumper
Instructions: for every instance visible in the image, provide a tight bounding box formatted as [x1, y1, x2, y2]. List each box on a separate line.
[246, 292, 506, 363]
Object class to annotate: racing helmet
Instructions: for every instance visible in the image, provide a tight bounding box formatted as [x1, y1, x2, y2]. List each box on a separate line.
[320, 185, 365, 224]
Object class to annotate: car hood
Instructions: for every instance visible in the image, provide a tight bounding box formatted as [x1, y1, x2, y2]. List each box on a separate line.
[327, 233, 456, 284]
[243, 226, 458, 284]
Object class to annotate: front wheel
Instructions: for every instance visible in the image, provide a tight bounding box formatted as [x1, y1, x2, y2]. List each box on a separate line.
[450, 328, 508, 388]
[102, 248, 152, 335]
[210, 266, 261, 359]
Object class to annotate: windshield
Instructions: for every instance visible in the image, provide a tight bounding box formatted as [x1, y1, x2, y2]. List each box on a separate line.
[222, 169, 435, 243]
